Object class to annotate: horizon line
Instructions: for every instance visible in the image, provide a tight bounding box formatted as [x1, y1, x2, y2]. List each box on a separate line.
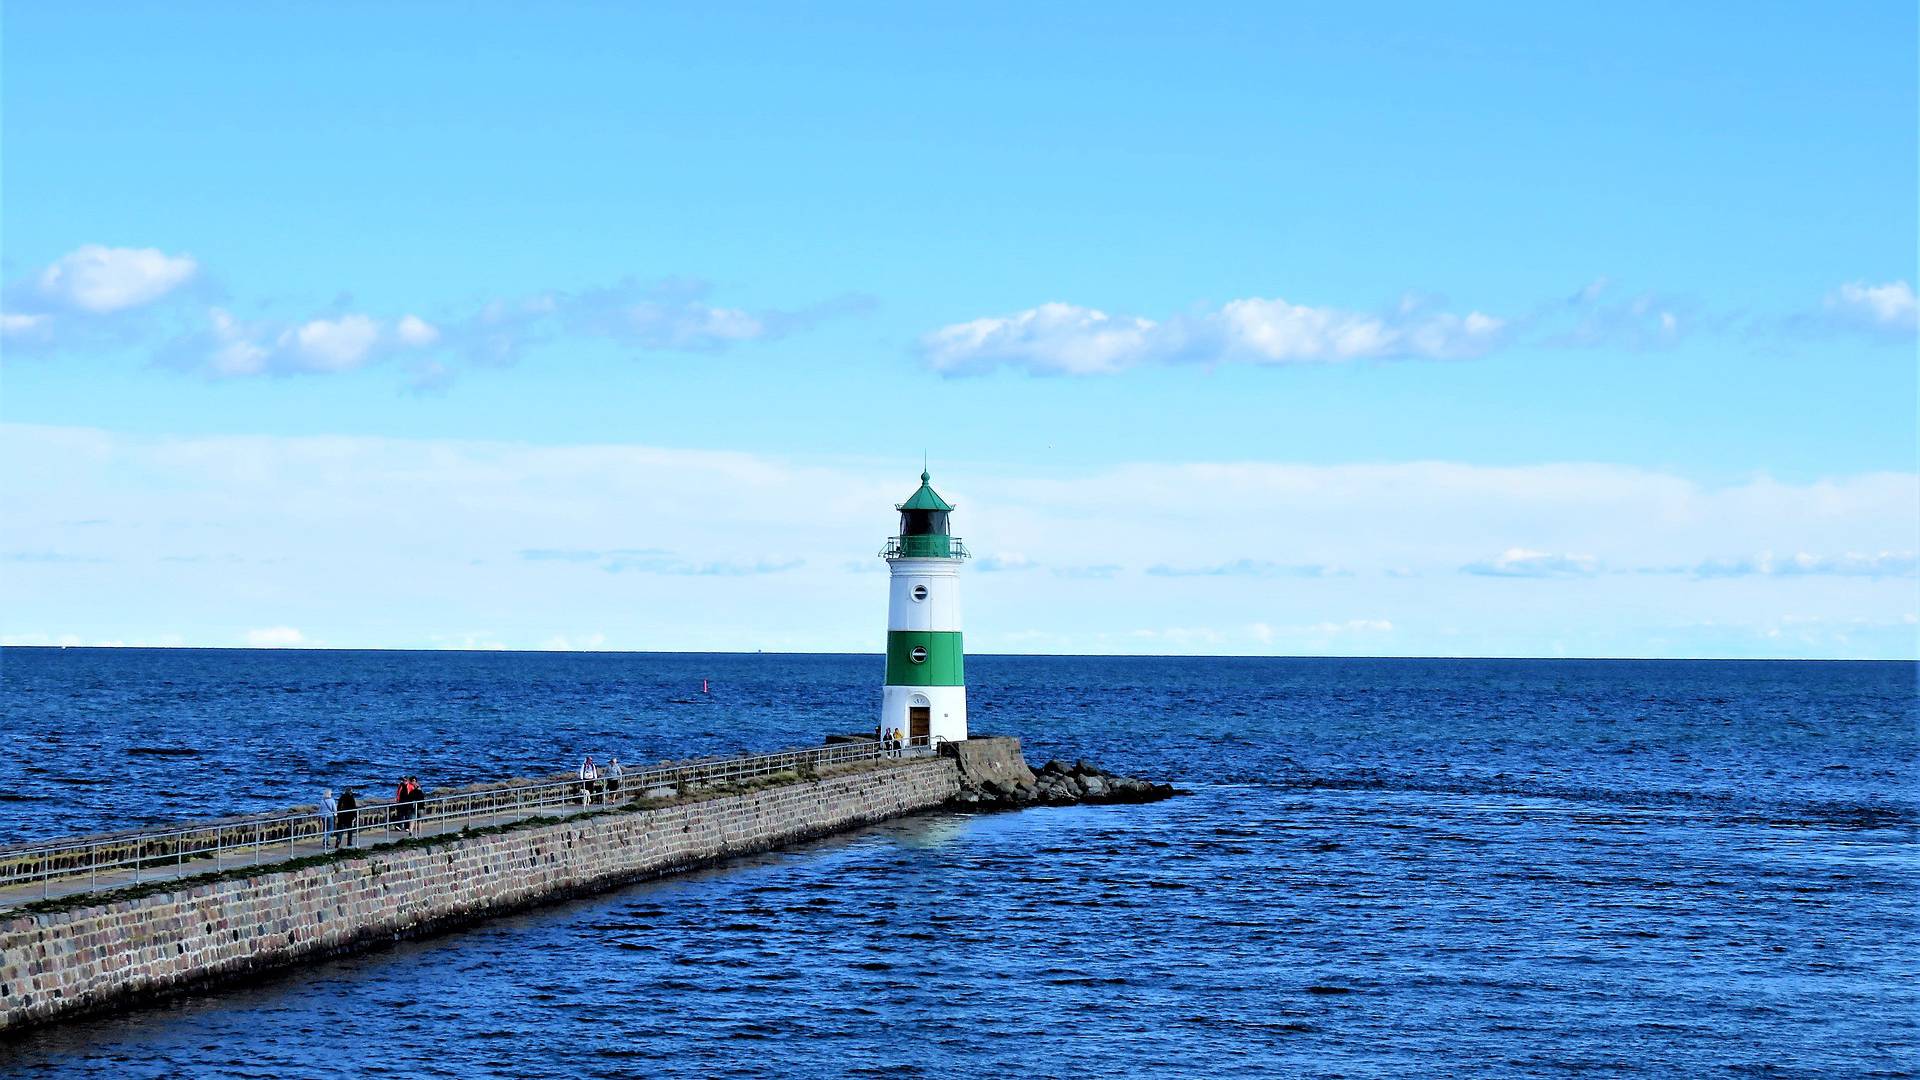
[1, 644, 1911, 663]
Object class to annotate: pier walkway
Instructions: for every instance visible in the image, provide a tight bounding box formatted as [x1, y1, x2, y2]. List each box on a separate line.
[0, 794, 615, 910]
[0, 738, 932, 911]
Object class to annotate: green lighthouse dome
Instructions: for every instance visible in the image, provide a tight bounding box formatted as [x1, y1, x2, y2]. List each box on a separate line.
[885, 469, 968, 559]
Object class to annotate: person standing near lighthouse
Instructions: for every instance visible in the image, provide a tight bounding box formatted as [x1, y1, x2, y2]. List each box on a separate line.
[880, 467, 969, 748]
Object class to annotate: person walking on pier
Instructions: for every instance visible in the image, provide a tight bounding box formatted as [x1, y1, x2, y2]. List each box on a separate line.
[320, 788, 338, 847]
[607, 756, 624, 803]
[579, 755, 600, 805]
[404, 776, 427, 832]
[335, 788, 358, 848]
[391, 778, 407, 834]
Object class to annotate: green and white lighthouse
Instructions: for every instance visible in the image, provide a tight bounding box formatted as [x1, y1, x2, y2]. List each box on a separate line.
[880, 467, 969, 747]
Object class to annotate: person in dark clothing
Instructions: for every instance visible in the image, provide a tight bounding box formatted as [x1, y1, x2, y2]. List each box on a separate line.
[335, 789, 358, 848]
[404, 776, 428, 832]
[392, 778, 413, 834]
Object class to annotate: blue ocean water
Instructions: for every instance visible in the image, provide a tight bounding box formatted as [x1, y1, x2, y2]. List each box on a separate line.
[0, 649, 1915, 1077]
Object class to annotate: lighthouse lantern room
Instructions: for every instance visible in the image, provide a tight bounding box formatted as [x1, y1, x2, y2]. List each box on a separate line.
[880, 468, 969, 747]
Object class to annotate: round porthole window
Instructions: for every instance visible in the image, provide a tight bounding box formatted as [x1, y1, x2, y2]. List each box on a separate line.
[911, 584, 928, 602]
[910, 646, 928, 664]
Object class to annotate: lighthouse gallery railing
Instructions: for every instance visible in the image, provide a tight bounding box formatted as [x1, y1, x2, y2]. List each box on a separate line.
[881, 535, 969, 559]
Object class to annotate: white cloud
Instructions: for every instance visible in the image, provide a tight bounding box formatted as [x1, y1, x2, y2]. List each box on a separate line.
[1222, 298, 1500, 362]
[244, 626, 307, 648]
[1551, 279, 1692, 350]
[405, 359, 456, 395]
[1679, 551, 1917, 579]
[3, 426, 1914, 657]
[623, 301, 763, 347]
[3, 632, 84, 647]
[519, 547, 803, 576]
[194, 310, 419, 377]
[1305, 618, 1395, 634]
[395, 314, 441, 347]
[2, 311, 51, 336]
[1127, 626, 1227, 646]
[1146, 559, 1349, 578]
[281, 314, 382, 371]
[37, 245, 197, 313]
[974, 552, 1038, 572]
[424, 631, 509, 651]
[559, 279, 871, 354]
[927, 275, 1920, 376]
[6, 243, 864, 376]
[922, 303, 1157, 375]
[1826, 280, 1917, 333]
[1463, 548, 1603, 577]
[922, 295, 1504, 375]
[2, 632, 184, 648]
[206, 308, 270, 375]
[161, 279, 867, 379]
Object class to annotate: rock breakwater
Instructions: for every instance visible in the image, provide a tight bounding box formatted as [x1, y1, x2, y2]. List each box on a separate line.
[952, 757, 1177, 809]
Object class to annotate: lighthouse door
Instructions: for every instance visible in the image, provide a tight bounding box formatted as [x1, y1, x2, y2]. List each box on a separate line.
[909, 706, 931, 744]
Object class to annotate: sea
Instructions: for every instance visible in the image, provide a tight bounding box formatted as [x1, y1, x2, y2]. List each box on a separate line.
[0, 648, 1914, 1078]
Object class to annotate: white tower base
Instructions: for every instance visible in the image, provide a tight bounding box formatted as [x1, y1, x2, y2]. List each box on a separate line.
[880, 684, 968, 749]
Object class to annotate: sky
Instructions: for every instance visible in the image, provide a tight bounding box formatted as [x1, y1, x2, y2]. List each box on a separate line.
[2, 2, 1916, 658]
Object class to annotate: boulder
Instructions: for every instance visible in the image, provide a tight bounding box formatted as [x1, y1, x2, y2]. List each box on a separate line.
[945, 737, 1039, 789]
[946, 748, 1178, 810]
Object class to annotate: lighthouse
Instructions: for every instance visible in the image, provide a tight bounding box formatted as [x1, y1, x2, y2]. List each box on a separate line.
[879, 467, 969, 748]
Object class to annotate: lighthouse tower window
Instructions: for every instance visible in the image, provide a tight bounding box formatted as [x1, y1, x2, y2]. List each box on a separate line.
[910, 646, 928, 664]
[911, 584, 928, 602]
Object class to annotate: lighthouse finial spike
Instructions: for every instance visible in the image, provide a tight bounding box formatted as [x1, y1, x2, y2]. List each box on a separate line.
[921, 450, 929, 484]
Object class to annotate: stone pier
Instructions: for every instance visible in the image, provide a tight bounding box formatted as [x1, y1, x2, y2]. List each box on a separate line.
[0, 752, 966, 1032]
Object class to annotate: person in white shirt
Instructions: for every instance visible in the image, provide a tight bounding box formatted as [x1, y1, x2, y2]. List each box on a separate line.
[579, 755, 599, 805]
[607, 755, 624, 802]
[320, 788, 338, 847]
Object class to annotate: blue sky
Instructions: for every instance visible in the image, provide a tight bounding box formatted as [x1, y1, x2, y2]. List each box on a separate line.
[3, 3, 1915, 657]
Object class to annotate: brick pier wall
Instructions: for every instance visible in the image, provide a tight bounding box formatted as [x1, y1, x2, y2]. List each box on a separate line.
[0, 757, 962, 1032]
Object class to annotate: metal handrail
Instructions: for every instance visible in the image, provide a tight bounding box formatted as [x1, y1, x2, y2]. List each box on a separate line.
[0, 736, 937, 907]
[880, 536, 969, 560]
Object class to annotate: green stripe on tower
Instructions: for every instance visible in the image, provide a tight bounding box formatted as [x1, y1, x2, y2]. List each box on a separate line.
[884, 630, 965, 685]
